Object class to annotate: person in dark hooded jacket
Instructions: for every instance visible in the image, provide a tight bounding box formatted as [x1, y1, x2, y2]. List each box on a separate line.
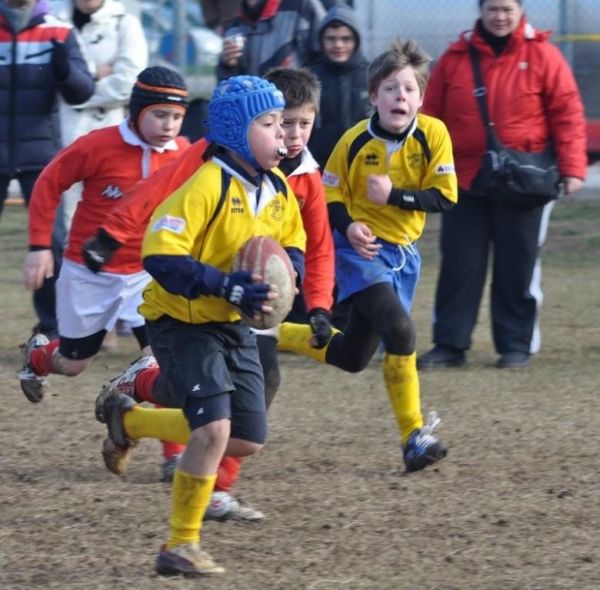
[217, 0, 325, 80]
[307, 2, 369, 168]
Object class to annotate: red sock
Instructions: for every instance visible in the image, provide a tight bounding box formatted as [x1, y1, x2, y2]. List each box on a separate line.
[214, 456, 243, 492]
[161, 440, 186, 460]
[134, 367, 159, 402]
[30, 339, 60, 376]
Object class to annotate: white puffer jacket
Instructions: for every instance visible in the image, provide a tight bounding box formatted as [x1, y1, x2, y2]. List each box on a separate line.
[50, 0, 148, 144]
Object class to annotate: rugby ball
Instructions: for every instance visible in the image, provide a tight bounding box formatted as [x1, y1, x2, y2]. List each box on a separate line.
[232, 236, 296, 329]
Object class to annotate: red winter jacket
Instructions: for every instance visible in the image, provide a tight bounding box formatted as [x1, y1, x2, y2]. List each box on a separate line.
[423, 17, 587, 190]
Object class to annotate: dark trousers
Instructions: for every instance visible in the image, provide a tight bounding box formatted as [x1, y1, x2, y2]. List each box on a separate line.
[0, 171, 39, 214]
[432, 192, 552, 354]
[1, 171, 62, 337]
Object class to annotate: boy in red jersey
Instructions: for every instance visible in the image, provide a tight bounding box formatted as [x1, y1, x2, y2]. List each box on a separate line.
[90, 68, 335, 519]
[18, 66, 190, 402]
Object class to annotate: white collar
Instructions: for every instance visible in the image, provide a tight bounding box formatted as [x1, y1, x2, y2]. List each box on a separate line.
[287, 147, 320, 177]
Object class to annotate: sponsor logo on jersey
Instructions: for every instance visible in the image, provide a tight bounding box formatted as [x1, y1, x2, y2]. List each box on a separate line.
[436, 164, 455, 175]
[151, 215, 186, 234]
[101, 185, 123, 199]
[231, 196, 245, 214]
[364, 153, 379, 166]
[322, 170, 339, 187]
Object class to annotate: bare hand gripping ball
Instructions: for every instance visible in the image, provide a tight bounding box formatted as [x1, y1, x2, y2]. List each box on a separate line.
[232, 236, 295, 329]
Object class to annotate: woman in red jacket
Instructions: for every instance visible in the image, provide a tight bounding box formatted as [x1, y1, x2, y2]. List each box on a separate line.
[418, 0, 586, 370]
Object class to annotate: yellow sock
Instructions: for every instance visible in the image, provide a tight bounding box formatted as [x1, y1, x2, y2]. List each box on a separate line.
[278, 322, 339, 363]
[124, 406, 190, 444]
[383, 353, 423, 444]
[166, 470, 216, 548]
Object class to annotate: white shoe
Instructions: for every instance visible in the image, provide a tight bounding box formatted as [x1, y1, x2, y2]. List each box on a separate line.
[204, 491, 264, 522]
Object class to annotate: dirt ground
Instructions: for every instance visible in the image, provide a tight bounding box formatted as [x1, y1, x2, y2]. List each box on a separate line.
[1, 202, 599, 590]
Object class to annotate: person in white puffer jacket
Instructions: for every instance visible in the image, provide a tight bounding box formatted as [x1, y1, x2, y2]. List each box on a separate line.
[49, 0, 148, 230]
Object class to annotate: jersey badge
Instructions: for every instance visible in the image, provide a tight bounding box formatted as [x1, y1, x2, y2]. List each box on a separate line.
[408, 153, 425, 168]
[151, 215, 186, 234]
[322, 170, 339, 188]
[101, 185, 123, 199]
[269, 200, 283, 221]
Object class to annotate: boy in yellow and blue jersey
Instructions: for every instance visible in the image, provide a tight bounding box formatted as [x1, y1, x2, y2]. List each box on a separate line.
[99, 75, 306, 576]
[279, 39, 457, 472]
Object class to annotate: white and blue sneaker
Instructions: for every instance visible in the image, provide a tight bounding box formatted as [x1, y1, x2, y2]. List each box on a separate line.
[403, 412, 448, 472]
[204, 492, 264, 522]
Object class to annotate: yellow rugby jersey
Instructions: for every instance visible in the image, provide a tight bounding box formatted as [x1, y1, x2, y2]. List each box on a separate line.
[322, 114, 457, 245]
[140, 158, 306, 324]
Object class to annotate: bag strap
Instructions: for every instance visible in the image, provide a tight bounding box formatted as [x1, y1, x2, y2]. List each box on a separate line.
[468, 44, 497, 142]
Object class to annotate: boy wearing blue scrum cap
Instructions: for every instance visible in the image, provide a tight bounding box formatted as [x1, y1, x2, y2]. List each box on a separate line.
[99, 75, 306, 576]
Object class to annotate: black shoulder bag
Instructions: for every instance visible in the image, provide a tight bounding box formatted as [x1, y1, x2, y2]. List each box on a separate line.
[469, 44, 561, 208]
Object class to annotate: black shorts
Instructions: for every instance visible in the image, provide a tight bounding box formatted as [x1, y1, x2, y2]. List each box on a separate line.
[146, 316, 267, 444]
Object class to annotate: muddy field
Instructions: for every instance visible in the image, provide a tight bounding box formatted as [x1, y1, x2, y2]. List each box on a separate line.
[1, 202, 599, 590]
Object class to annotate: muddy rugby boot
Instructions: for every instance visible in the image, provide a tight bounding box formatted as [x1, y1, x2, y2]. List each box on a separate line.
[156, 543, 225, 576]
[102, 437, 135, 476]
[17, 332, 50, 403]
[101, 393, 137, 475]
[95, 354, 157, 422]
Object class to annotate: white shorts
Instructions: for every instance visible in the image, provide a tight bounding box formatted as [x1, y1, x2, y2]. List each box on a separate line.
[251, 326, 279, 338]
[56, 260, 151, 339]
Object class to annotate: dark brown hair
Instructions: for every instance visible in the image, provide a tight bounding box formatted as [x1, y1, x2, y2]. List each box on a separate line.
[264, 67, 321, 113]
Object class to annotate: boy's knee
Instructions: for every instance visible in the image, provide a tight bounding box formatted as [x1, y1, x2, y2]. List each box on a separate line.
[54, 355, 92, 377]
[190, 419, 230, 449]
[229, 439, 263, 458]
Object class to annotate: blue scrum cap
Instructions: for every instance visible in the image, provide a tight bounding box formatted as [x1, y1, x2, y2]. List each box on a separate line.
[207, 75, 285, 166]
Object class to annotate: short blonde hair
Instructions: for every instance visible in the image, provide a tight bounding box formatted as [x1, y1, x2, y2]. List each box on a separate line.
[368, 38, 432, 96]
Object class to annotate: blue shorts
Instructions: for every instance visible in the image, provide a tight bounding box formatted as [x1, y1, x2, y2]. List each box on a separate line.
[334, 231, 421, 313]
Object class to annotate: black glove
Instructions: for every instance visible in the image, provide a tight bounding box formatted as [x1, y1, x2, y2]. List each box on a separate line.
[308, 307, 332, 349]
[51, 39, 70, 81]
[82, 228, 122, 273]
[219, 271, 270, 317]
